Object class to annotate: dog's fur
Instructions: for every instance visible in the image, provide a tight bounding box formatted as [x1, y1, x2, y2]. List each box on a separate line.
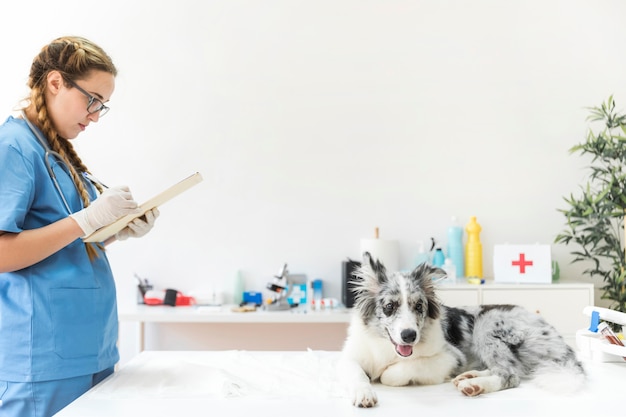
[337, 253, 585, 408]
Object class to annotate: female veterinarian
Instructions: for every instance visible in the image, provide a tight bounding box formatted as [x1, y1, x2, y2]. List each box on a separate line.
[0, 36, 159, 417]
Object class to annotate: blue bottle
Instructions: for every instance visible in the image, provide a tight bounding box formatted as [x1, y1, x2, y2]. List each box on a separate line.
[447, 216, 465, 278]
[432, 247, 445, 267]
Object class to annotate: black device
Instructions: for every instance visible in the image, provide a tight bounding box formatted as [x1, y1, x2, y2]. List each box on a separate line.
[163, 289, 178, 306]
[342, 259, 361, 308]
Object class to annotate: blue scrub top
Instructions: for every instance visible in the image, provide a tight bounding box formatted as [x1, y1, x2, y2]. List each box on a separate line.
[0, 116, 119, 382]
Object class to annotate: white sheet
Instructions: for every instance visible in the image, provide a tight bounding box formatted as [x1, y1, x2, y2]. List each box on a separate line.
[54, 350, 626, 417]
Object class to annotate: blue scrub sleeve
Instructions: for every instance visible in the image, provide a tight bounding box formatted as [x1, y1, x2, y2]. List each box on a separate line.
[0, 143, 34, 233]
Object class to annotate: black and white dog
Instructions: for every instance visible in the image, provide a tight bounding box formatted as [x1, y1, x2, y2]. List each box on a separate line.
[338, 253, 585, 408]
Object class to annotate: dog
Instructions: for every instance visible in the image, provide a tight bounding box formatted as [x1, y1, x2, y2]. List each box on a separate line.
[337, 252, 585, 408]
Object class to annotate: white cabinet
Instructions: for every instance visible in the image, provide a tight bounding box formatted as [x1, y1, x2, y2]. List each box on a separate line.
[437, 281, 594, 345]
[437, 286, 480, 306]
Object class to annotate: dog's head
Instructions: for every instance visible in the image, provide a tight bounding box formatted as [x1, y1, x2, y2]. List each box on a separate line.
[351, 252, 445, 357]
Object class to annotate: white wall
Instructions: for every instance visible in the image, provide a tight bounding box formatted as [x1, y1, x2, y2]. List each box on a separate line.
[3, 1, 626, 360]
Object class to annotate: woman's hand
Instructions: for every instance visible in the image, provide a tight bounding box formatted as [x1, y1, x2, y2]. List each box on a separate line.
[70, 186, 140, 237]
[114, 208, 160, 241]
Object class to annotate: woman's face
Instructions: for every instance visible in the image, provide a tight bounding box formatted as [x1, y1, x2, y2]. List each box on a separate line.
[45, 70, 115, 139]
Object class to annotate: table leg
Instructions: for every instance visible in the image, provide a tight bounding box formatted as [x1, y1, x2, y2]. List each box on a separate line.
[138, 321, 145, 352]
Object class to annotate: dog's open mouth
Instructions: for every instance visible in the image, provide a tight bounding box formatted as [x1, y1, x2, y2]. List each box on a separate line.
[386, 330, 415, 357]
[394, 343, 413, 357]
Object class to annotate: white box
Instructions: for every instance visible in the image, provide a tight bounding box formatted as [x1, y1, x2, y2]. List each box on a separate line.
[493, 244, 552, 284]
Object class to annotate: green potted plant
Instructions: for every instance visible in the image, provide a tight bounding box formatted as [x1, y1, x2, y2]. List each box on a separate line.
[555, 96, 626, 325]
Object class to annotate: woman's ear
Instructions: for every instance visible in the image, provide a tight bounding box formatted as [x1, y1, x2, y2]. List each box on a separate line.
[46, 70, 64, 95]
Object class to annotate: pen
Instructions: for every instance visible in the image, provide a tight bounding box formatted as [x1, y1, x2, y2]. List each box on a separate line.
[82, 172, 109, 189]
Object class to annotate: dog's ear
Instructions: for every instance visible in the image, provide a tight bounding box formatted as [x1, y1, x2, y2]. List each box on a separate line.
[411, 262, 446, 282]
[352, 252, 387, 321]
[360, 251, 388, 284]
[352, 251, 389, 296]
[410, 263, 443, 319]
[362, 251, 374, 268]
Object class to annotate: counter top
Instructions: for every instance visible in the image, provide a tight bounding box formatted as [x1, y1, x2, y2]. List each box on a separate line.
[118, 304, 352, 323]
[434, 279, 594, 289]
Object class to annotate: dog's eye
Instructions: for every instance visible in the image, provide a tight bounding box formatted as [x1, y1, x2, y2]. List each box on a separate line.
[382, 302, 396, 316]
[415, 301, 424, 314]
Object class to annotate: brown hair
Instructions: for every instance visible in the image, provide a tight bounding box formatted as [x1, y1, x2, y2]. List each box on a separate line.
[25, 36, 117, 259]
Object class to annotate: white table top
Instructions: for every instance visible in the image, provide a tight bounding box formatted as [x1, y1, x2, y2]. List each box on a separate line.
[54, 350, 625, 417]
[118, 304, 352, 323]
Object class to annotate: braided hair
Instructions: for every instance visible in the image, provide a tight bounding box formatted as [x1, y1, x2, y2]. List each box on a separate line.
[24, 36, 117, 260]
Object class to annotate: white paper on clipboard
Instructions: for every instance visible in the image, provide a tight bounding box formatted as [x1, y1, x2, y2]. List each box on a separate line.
[83, 172, 203, 243]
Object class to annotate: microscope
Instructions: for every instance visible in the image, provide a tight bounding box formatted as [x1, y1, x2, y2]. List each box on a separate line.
[264, 263, 294, 311]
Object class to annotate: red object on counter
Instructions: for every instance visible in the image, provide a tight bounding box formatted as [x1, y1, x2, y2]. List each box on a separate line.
[143, 290, 196, 306]
[175, 294, 195, 306]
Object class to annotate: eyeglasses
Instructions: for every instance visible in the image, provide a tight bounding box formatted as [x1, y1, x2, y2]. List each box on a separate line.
[65, 78, 110, 117]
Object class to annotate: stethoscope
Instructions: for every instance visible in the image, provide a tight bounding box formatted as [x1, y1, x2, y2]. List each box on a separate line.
[21, 110, 107, 215]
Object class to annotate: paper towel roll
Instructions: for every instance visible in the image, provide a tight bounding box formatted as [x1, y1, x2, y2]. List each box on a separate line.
[360, 238, 400, 272]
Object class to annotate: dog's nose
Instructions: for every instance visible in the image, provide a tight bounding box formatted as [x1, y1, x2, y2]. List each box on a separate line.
[401, 329, 417, 344]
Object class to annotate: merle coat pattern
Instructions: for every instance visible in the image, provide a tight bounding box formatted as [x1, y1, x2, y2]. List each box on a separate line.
[337, 253, 585, 408]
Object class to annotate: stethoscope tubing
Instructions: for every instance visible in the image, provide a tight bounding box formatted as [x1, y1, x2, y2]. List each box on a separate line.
[21, 111, 77, 214]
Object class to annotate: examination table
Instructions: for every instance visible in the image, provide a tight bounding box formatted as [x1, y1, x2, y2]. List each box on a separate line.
[53, 350, 624, 417]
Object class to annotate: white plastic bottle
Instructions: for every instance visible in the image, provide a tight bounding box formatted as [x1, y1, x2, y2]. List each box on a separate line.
[414, 240, 430, 268]
[442, 258, 457, 283]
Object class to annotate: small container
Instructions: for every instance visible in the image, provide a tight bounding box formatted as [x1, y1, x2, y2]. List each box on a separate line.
[311, 279, 323, 310]
[442, 258, 457, 283]
[551, 260, 560, 282]
[243, 291, 263, 306]
[137, 283, 153, 304]
[432, 248, 445, 267]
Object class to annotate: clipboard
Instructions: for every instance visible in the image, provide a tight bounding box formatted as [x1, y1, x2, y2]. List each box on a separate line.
[83, 172, 203, 243]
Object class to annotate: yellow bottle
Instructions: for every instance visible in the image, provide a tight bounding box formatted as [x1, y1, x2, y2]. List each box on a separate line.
[465, 216, 483, 278]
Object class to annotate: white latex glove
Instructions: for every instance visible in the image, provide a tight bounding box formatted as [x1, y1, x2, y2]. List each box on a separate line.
[70, 186, 140, 237]
[115, 207, 160, 241]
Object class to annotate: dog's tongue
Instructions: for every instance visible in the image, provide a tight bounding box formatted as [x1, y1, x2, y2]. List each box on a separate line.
[396, 344, 413, 357]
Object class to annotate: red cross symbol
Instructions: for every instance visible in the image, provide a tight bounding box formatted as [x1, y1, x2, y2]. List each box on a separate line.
[512, 253, 533, 273]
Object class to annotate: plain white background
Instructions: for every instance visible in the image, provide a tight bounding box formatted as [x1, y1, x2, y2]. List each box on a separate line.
[2, 1, 626, 360]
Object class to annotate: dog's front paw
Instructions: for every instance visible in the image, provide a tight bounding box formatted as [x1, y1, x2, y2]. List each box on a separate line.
[452, 370, 493, 396]
[454, 379, 485, 396]
[452, 370, 480, 387]
[351, 386, 378, 408]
